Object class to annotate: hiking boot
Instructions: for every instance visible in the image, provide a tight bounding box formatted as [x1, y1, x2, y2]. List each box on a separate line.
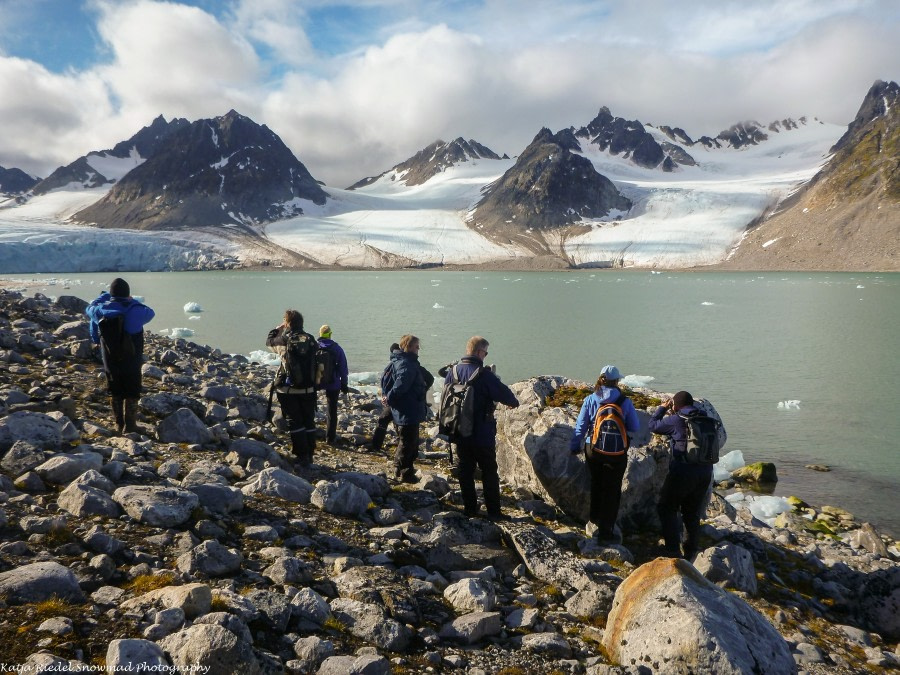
[400, 470, 418, 484]
[594, 530, 622, 546]
[370, 427, 387, 453]
[486, 512, 510, 522]
[123, 398, 140, 434]
[110, 397, 125, 434]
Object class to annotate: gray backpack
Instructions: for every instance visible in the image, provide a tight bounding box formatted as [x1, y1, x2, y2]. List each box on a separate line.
[679, 411, 722, 464]
[438, 364, 482, 441]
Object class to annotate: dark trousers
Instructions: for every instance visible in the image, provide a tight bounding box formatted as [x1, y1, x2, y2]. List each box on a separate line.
[393, 424, 419, 476]
[370, 404, 394, 452]
[657, 462, 713, 556]
[456, 440, 501, 516]
[277, 392, 317, 461]
[103, 352, 143, 399]
[586, 451, 628, 535]
[324, 389, 339, 442]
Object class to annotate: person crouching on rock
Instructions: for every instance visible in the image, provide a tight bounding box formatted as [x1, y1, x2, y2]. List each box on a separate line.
[568, 365, 640, 545]
[266, 310, 319, 467]
[86, 277, 155, 435]
[649, 390, 712, 560]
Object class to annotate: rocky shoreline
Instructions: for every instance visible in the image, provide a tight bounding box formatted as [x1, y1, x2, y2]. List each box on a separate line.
[1, 288, 898, 674]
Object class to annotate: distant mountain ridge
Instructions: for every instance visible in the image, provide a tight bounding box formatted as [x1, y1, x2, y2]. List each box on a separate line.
[0, 166, 39, 196]
[721, 80, 899, 270]
[74, 110, 327, 231]
[32, 115, 190, 195]
[347, 137, 505, 189]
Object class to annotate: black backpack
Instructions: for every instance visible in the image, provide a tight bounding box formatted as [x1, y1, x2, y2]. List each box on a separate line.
[438, 364, 482, 442]
[279, 330, 317, 390]
[98, 315, 135, 364]
[315, 345, 336, 390]
[589, 391, 630, 456]
[679, 411, 722, 464]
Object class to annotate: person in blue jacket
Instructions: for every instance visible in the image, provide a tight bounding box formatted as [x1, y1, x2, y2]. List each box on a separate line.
[444, 336, 519, 519]
[649, 390, 712, 560]
[85, 278, 155, 434]
[383, 334, 433, 482]
[569, 365, 640, 544]
[316, 324, 349, 445]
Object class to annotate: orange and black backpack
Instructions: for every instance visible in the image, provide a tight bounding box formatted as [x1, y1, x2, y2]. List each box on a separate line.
[589, 391, 630, 456]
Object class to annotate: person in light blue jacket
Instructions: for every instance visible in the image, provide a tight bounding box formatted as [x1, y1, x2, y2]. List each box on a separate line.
[569, 365, 640, 544]
[85, 278, 155, 434]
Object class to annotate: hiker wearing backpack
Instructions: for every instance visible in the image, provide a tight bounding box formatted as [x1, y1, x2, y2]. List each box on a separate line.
[316, 324, 349, 445]
[382, 334, 431, 482]
[371, 342, 400, 453]
[649, 390, 718, 560]
[441, 336, 519, 519]
[568, 365, 640, 544]
[85, 278, 155, 435]
[266, 310, 319, 467]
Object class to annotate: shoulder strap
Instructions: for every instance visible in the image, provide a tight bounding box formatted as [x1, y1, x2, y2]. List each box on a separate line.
[615, 391, 627, 406]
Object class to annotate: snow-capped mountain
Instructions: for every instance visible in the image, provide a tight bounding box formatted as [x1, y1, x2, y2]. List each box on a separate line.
[347, 137, 504, 190]
[74, 110, 327, 231]
[32, 115, 189, 195]
[721, 80, 900, 270]
[0, 166, 39, 197]
[0, 81, 895, 272]
[468, 128, 631, 256]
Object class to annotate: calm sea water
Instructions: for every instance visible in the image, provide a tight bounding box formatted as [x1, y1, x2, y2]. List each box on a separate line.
[5, 269, 899, 537]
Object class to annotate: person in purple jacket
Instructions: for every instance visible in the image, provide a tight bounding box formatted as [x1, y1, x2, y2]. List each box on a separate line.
[444, 336, 519, 519]
[85, 278, 155, 434]
[316, 324, 349, 445]
[649, 390, 713, 560]
[569, 365, 640, 544]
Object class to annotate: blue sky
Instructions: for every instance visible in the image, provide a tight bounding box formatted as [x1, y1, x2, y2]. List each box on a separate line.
[0, 0, 897, 187]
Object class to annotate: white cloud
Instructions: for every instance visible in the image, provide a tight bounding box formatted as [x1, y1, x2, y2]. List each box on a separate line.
[0, 0, 897, 189]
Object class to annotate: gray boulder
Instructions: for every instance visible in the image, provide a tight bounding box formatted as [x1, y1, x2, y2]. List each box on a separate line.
[522, 632, 573, 657]
[444, 577, 497, 612]
[113, 486, 199, 527]
[857, 566, 900, 641]
[602, 557, 794, 674]
[0, 561, 85, 604]
[693, 543, 758, 594]
[329, 597, 412, 651]
[57, 482, 121, 517]
[186, 483, 244, 516]
[293, 636, 335, 671]
[241, 467, 313, 503]
[439, 611, 503, 644]
[141, 393, 205, 418]
[291, 587, 332, 626]
[1, 440, 51, 475]
[106, 639, 170, 672]
[34, 452, 104, 484]
[333, 471, 392, 501]
[262, 556, 313, 585]
[176, 540, 243, 577]
[227, 438, 273, 460]
[0, 411, 63, 453]
[311, 478, 371, 517]
[200, 384, 240, 403]
[159, 624, 261, 675]
[157, 407, 214, 445]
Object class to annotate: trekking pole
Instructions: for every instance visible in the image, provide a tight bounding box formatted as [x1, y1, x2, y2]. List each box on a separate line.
[265, 376, 276, 421]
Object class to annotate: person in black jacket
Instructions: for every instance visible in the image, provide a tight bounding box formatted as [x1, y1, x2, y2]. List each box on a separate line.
[267, 310, 318, 467]
[648, 390, 713, 559]
[443, 336, 519, 519]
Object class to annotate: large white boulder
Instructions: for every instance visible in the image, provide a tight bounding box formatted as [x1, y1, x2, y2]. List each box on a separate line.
[602, 557, 794, 674]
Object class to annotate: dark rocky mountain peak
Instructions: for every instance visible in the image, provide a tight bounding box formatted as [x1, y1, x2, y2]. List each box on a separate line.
[73, 111, 327, 231]
[711, 121, 769, 149]
[33, 115, 189, 195]
[575, 107, 695, 170]
[658, 126, 694, 145]
[0, 165, 40, 196]
[469, 126, 631, 255]
[347, 136, 503, 189]
[831, 80, 900, 154]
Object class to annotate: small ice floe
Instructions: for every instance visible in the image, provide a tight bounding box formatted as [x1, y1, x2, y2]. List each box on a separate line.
[713, 449, 745, 482]
[701, 301, 715, 306]
[189, 315, 201, 321]
[247, 350, 280, 367]
[183, 302, 203, 313]
[621, 374, 654, 388]
[432, 303, 444, 309]
[856, 284, 865, 289]
[169, 327, 194, 338]
[777, 400, 801, 410]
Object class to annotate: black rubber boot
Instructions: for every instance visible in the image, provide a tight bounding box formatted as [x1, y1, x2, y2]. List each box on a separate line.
[111, 397, 125, 434]
[370, 426, 387, 453]
[124, 398, 140, 433]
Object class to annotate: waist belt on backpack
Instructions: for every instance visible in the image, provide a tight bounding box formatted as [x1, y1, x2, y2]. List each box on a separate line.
[280, 385, 316, 394]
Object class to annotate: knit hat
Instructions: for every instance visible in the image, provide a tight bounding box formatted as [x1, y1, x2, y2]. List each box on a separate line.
[109, 278, 130, 298]
[673, 391, 694, 408]
[319, 324, 332, 338]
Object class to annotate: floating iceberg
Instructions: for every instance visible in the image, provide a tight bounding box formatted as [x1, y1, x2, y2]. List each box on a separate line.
[169, 327, 194, 338]
[747, 495, 793, 525]
[701, 301, 715, 306]
[183, 302, 203, 313]
[622, 374, 655, 388]
[247, 350, 280, 367]
[714, 449, 745, 482]
[777, 400, 801, 410]
[432, 303, 444, 309]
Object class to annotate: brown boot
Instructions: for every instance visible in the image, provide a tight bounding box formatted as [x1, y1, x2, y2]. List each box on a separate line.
[111, 397, 125, 434]
[124, 398, 140, 433]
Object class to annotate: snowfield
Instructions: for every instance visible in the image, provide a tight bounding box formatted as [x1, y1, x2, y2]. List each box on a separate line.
[0, 120, 844, 272]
